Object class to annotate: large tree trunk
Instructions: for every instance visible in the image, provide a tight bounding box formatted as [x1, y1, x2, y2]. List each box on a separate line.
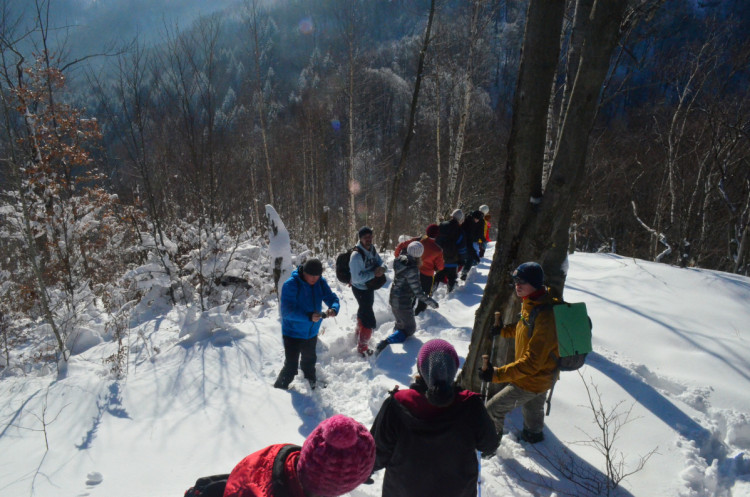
[539, 0, 630, 295]
[460, 0, 630, 392]
[457, 0, 565, 392]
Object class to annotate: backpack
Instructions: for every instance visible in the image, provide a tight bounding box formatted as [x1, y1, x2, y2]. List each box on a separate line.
[335, 246, 364, 284]
[436, 221, 458, 260]
[184, 445, 300, 497]
[526, 299, 593, 371]
[526, 299, 593, 415]
[184, 474, 229, 497]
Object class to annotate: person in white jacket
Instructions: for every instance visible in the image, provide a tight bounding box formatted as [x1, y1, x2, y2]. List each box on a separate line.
[349, 226, 386, 357]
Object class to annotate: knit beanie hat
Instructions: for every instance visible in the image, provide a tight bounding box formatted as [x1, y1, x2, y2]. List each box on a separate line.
[302, 258, 323, 276]
[406, 241, 424, 258]
[426, 224, 440, 238]
[479, 204, 489, 215]
[417, 339, 459, 407]
[298, 415, 376, 497]
[358, 226, 373, 239]
[451, 209, 464, 223]
[512, 262, 545, 289]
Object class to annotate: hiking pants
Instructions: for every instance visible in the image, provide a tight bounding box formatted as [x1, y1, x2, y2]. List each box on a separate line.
[278, 335, 317, 385]
[485, 383, 547, 436]
[461, 254, 478, 279]
[391, 306, 417, 338]
[352, 286, 376, 329]
[435, 266, 458, 292]
[414, 273, 434, 316]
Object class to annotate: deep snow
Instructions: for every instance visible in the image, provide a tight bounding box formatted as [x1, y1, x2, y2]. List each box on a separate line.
[1, 244, 750, 497]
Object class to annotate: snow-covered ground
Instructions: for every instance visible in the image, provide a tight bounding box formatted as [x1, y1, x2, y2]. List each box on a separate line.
[1, 243, 750, 497]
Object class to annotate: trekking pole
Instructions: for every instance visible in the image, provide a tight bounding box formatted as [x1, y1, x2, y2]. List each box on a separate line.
[480, 312, 502, 403]
[477, 450, 482, 497]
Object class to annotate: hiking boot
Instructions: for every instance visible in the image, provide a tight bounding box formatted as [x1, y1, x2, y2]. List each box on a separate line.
[375, 340, 389, 356]
[520, 429, 544, 444]
[308, 380, 316, 390]
[273, 377, 290, 390]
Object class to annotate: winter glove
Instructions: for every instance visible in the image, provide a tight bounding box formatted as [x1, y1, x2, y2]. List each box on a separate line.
[427, 298, 439, 309]
[478, 366, 494, 383]
[490, 324, 504, 337]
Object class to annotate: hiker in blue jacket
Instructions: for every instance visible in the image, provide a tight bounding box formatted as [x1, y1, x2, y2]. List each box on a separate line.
[274, 258, 339, 390]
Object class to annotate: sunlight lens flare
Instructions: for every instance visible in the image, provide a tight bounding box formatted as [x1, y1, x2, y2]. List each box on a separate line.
[298, 18, 314, 35]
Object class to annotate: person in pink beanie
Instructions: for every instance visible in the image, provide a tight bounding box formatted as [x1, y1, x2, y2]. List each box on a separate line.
[370, 339, 498, 497]
[221, 414, 375, 497]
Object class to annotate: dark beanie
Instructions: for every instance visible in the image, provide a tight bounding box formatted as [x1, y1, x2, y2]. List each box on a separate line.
[417, 339, 459, 407]
[426, 224, 439, 238]
[358, 226, 373, 239]
[302, 258, 323, 276]
[512, 262, 544, 289]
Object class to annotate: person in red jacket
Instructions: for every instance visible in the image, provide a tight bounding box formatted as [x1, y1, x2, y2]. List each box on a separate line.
[223, 414, 375, 497]
[394, 224, 444, 315]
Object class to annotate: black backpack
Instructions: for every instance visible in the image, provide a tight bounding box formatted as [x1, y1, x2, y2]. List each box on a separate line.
[435, 221, 455, 258]
[184, 474, 229, 497]
[184, 445, 300, 497]
[335, 246, 364, 284]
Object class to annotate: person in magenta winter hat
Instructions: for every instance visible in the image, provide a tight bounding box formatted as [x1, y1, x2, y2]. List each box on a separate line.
[221, 414, 375, 497]
[370, 339, 499, 497]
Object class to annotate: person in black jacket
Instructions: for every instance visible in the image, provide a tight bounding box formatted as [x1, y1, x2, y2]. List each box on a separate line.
[460, 210, 485, 281]
[370, 339, 499, 497]
[435, 209, 468, 292]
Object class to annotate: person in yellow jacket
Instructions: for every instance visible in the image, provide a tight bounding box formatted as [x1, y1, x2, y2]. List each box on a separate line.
[479, 262, 558, 446]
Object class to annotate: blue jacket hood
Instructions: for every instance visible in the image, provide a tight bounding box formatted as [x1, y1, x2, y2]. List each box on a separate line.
[280, 266, 340, 339]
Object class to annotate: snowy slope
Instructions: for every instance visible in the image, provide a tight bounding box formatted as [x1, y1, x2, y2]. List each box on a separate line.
[1, 244, 750, 497]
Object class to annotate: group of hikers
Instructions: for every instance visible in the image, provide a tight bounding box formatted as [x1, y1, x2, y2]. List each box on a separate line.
[188, 206, 566, 497]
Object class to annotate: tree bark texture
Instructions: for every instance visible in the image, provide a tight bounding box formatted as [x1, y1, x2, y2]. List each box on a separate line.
[459, 0, 565, 391]
[460, 0, 630, 393]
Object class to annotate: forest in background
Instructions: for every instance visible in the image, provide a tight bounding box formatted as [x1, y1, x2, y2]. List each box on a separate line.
[0, 0, 748, 373]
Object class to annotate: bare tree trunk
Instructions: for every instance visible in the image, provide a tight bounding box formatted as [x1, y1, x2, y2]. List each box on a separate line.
[461, 0, 631, 392]
[348, 41, 357, 235]
[381, 0, 436, 249]
[541, 0, 631, 295]
[435, 62, 443, 220]
[445, 1, 485, 208]
[247, 0, 275, 206]
[459, 0, 566, 391]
